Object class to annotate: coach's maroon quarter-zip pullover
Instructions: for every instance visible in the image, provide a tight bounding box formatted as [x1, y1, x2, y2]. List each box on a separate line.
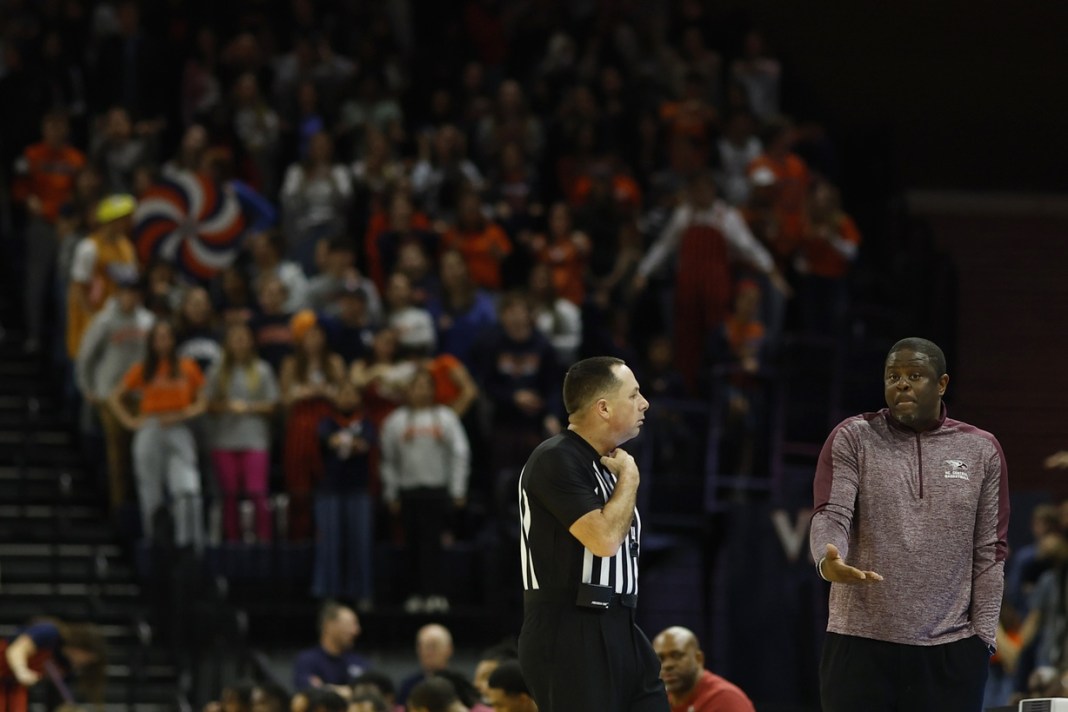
[809, 405, 1009, 647]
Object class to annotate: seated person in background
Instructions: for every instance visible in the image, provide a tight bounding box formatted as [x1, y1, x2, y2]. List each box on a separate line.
[206, 323, 279, 543]
[443, 190, 512, 292]
[352, 671, 398, 711]
[249, 275, 295, 373]
[0, 619, 107, 711]
[472, 642, 518, 705]
[434, 670, 492, 712]
[395, 241, 441, 306]
[314, 381, 376, 605]
[293, 602, 370, 693]
[652, 627, 755, 712]
[381, 371, 471, 615]
[527, 263, 581, 366]
[248, 230, 309, 313]
[386, 271, 437, 355]
[407, 677, 462, 712]
[305, 236, 382, 321]
[320, 281, 377, 364]
[398, 625, 455, 706]
[472, 292, 561, 474]
[485, 661, 537, 712]
[349, 690, 390, 712]
[427, 250, 498, 371]
[250, 683, 290, 712]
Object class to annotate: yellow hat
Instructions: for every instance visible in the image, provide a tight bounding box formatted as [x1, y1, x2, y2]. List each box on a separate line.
[96, 194, 137, 224]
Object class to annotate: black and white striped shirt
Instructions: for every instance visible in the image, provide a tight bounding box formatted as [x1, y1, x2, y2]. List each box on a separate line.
[518, 430, 642, 596]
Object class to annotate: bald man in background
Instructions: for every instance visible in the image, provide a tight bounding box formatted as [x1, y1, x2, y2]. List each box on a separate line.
[398, 624, 455, 705]
[652, 627, 755, 712]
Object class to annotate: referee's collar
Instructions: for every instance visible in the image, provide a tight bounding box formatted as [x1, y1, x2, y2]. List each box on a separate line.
[564, 428, 604, 460]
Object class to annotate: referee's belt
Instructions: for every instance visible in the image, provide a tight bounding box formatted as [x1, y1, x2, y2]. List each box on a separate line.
[524, 587, 638, 609]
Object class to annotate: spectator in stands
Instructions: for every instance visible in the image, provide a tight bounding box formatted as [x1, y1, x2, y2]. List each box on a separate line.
[108, 320, 207, 549]
[161, 124, 209, 179]
[381, 369, 471, 614]
[206, 323, 279, 543]
[249, 275, 296, 373]
[250, 682, 289, 712]
[729, 31, 781, 121]
[472, 643, 518, 705]
[66, 194, 139, 360]
[1005, 504, 1062, 616]
[530, 202, 589, 307]
[1, 619, 107, 711]
[230, 72, 281, 195]
[350, 125, 405, 235]
[652, 626, 755, 712]
[528, 263, 582, 366]
[477, 79, 544, 167]
[399, 625, 456, 705]
[715, 280, 768, 475]
[306, 237, 382, 321]
[443, 190, 513, 292]
[435, 670, 492, 712]
[747, 116, 811, 266]
[386, 271, 437, 355]
[175, 286, 223, 375]
[320, 282, 377, 364]
[350, 692, 389, 712]
[407, 677, 460, 712]
[658, 71, 718, 177]
[215, 266, 257, 327]
[90, 106, 154, 194]
[411, 124, 484, 220]
[633, 171, 784, 393]
[487, 141, 542, 239]
[352, 671, 398, 710]
[281, 131, 353, 273]
[716, 111, 763, 206]
[248, 230, 309, 313]
[473, 292, 562, 473]
[314, 380, 376, 604]
[396, 242, 441, 307]
[75, 270, 153, 513]
[366, 190, 436, 290]
[143, 259, 182, 318]
[485, 661, 537, 712]
[293, 601, 370, 693]
[350, 327, 411, 432]
[280, 312, 347, 540]
[428, 250, 498, 370]
[1005, 528, 1068, 682]
[13, 109, 86, 354]
[795, 180, 861, 335]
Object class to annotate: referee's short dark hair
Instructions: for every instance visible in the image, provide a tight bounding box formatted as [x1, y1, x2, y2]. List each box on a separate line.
[563, 356, 625, 414]
[487, 660, 529, 697]
[408, 677, 457, 712]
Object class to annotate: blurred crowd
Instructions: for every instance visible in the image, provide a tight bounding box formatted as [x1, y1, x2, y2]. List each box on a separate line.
[3, 0, 864, 615]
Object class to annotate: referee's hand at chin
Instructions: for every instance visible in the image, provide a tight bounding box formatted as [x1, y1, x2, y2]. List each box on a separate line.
[600, 449, 638, 480]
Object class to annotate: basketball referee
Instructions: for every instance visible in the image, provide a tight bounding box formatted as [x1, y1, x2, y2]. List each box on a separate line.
[517, 356, 668, 712]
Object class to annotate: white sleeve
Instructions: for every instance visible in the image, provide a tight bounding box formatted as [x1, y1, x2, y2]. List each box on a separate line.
[74, 313, 107, 396]
[638, 206, 689, 278]
[409, 160, 433, 195]
[442, 407, 471, 500]
[331, 165, 353, 200]
[70, 239, 99, 284]
[551, 300, 582, 356]
[721, 204, 774, 273]
[281, 263, 310, 312]
[280, 165, 304, 203]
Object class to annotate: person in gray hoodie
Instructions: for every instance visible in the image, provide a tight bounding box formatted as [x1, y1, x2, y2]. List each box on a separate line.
[75, 271, 154, 512]
[380, 368, 470, 615]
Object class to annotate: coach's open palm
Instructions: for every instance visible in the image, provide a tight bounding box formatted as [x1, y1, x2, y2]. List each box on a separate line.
[822, 543, 884, 584]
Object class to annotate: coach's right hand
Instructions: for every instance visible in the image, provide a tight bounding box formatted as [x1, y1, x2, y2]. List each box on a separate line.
[820, 543, 883, 584]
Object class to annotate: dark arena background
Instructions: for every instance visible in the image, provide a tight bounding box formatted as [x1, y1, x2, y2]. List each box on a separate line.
[0, 1, 1065, 711]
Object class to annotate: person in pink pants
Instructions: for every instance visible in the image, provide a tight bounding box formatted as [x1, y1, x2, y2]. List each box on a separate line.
[206, 323, 280, 541]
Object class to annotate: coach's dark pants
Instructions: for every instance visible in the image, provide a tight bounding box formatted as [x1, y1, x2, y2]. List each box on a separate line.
[820, 632, 989, 712]
[519, 598, 669, 712]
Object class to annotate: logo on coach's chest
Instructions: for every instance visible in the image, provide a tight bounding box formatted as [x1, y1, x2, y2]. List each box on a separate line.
[943, 459, 970, 480]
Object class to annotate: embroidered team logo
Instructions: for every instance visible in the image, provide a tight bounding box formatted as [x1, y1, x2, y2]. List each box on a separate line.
[943, 459, 969, 480]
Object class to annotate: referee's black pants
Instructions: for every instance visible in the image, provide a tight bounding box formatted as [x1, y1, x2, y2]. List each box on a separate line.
[820, 632, 990, 712]
[518, 600, 669, 712]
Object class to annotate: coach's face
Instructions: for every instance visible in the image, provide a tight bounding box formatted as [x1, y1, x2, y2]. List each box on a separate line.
[605, 364, 649, 444]
[884, 349, 948, 431]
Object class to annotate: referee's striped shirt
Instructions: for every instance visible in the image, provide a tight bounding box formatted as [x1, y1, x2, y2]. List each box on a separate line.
[518, 431, 642, 596]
